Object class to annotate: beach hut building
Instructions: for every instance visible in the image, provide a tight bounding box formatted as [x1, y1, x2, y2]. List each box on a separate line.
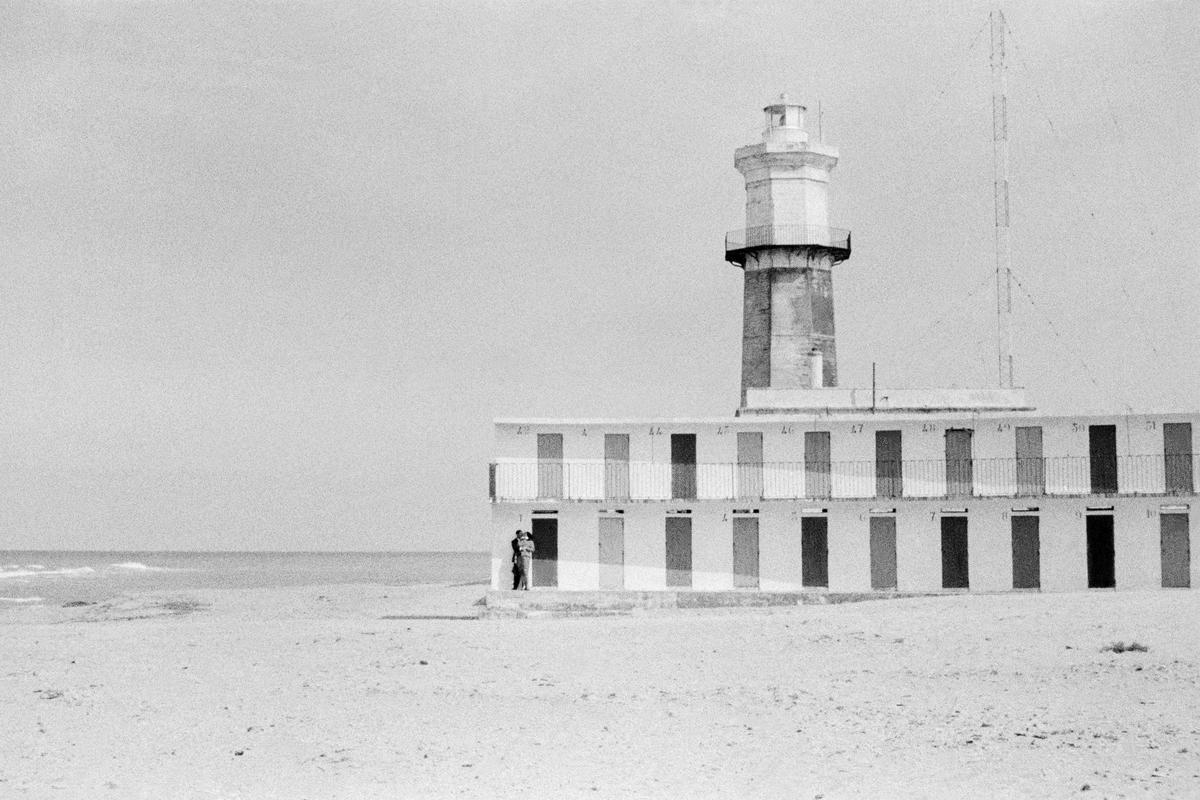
[488, 98, 1197, 596]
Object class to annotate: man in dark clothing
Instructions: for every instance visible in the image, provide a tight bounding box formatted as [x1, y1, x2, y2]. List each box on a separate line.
[510, 530, 522, 590]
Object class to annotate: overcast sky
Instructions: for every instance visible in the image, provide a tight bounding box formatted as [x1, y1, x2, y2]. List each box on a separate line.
[2, 0, 1196, 551]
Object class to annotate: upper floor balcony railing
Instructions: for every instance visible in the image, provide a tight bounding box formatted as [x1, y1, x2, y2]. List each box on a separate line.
[725, 224, 852, 265]
[489, 454, 1197, 503]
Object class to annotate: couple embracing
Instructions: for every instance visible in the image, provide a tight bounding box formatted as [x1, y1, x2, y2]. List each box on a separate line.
[510, 529, 535, 590]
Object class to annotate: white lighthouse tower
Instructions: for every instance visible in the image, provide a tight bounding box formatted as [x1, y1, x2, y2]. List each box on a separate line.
[726, 95, 851, 406]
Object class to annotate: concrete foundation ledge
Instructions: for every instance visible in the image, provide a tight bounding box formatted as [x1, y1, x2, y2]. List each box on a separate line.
[481, 589, 939, 618]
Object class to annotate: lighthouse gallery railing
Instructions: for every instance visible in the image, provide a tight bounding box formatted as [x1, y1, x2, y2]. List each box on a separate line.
[724, 224, 851, 258]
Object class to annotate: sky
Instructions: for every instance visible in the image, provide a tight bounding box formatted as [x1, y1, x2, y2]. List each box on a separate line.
[1, 0, 1196, 551]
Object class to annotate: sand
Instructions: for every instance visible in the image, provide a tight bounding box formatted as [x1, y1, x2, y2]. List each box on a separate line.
[3, 585, 1199, 799]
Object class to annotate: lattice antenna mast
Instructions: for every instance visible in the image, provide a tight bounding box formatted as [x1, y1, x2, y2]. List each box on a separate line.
[991, 9, 1014, 388]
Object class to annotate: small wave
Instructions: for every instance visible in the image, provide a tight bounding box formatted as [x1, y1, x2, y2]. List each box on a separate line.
[23, 564, 46, 570]
[0, 566, 95, 580]
[0, 596, 43, 603]
[109, 562, 186, 572]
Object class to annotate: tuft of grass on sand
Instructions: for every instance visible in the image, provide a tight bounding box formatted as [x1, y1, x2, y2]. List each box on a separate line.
[1101, 641, 1149, 653]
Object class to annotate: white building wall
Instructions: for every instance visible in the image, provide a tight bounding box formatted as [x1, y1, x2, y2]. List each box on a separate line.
[557, 505, 596, 590]
[698, 424, 737, 501]
[759, 507, 803, 590]
[1041, 422, 1086, 494]
[829, 421, 874, 499]
[559, 427, 594, 462]
[973, 424, 1014, 497]
[623, 505, 665, 590]
[968, 502, 1012, 592]
[900, 420, 946, 461]
[627, 429, 665, 501]
[1040, 505, 1086, 591]
[1192, 511, 1200, 590]
[896, 507, 939, 592]
[1115, 502, 1157, 590]
[828, 506, 869, 592]
[766, 174, 804, 226]
[1122, 418, 1166, 495]
[762, 424, 805, 499]
[900, 422, 947, 498]
[761, 424, 801, 463]
[800, 175, 829, 230]
[693, 510, 733, 590]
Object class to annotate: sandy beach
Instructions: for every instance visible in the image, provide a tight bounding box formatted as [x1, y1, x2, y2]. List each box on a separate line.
[3, 585, 1199, 799]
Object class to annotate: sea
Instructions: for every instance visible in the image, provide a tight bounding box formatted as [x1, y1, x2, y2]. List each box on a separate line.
[0, 551, 489, 607]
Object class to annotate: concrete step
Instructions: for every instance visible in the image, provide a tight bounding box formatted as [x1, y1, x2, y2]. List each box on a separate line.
[481, 589, 938, 618]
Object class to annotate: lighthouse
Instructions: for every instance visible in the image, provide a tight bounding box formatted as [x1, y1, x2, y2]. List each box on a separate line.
[485, 95, 1193, 604]
[726, 95, 851, 406]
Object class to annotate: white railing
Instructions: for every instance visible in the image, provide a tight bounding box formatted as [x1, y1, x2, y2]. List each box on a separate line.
[725, 224, 851, 252]
[489, 454, 1198, 502]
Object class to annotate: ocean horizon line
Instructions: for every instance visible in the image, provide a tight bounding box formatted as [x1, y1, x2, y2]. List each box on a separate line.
[0, 549, 488, 556]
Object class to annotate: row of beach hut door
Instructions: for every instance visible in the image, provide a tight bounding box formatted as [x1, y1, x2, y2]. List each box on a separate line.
[539, 433, 637, 500]
[1084, 514, 1192, 588]
[593, 512, 1188, 590]
[654, 516, 835, 589]
[668, 517, 837, 589]
[733, 517, 832, 589]
[537, 423, 1193, 501]
[939, 516, 1040, 590]
[538, 433, 638, 500]
[537, 433, 638, 499]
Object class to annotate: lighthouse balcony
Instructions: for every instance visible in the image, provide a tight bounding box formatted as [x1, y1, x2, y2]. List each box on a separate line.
[725, 224, 851, 265]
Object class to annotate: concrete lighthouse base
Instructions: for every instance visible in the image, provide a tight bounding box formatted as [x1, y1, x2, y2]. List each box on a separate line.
[740, 249, 838, 400]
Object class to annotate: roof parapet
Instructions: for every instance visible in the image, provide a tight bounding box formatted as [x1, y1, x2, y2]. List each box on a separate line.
[740, 387, 1035, 415]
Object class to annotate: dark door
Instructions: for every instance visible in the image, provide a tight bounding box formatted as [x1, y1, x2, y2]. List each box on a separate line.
[1089, 425, 1118, 495]
[1015, 426, 1045, 496]
[1011, 516, 1041, 589]
[875, 430, 903, 498]
[869, 516, 897, 589]
[801, 516, 829, 588]
[941, 516, 969, 589]
[604, 434, 630, 500]
[732, 517, 760, 588]
[1161, 514, 1190, 588]
[665, 517, 692, 587]
[737, 432, 763, 500]
[1086, 515, 1115, 588]
[537, 433, 563, 499]
[945, 429, 974, 497]
[530, 517, 558, 588]
[598, 517, 624, 590]
[804, 431, 831, 499]
[671, 434, 697, 500]
[1164, 423, 1194, 495]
